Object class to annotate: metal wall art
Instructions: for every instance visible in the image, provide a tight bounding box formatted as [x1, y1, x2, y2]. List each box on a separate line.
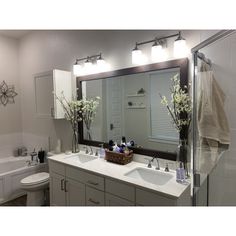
[0, 80, 18, 106]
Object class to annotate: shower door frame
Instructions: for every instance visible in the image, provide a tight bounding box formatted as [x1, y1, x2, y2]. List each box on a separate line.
[191, 30, 236, 206]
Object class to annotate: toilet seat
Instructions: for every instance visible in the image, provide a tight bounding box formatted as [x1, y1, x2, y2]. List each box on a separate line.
[21, 172, 49, 186]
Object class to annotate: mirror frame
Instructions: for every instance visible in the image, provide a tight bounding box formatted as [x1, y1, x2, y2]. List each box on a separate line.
[76, 58, 188, 161]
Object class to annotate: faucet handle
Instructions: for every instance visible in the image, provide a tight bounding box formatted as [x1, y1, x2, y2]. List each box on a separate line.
[83, 146, 89, 154]
[165, 162, 174, 172]
[26, 160, 31, 166]
[145, 158, 152, 168]
[95, 149, 99, 156]
[164, 163, 169, 172]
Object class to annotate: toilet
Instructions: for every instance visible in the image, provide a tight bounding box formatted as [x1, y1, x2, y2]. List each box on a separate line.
[21, 172, 49, 206]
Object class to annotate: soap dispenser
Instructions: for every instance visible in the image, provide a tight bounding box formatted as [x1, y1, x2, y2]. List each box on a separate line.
[176, 161, 185, 183]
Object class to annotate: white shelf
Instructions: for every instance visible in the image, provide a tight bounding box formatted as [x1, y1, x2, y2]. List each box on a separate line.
[126, 94, 145, 97]
[126, 106, 146, 109]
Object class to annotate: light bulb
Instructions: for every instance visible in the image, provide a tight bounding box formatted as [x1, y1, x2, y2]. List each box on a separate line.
[174, 32, 187, 58]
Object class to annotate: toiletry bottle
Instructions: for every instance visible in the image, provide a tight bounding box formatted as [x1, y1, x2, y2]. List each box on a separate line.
[179, 162, 186, 181]
[176, 162, 185, 183]
[99, 143, 105, 158]
[121, 136, 126, 146]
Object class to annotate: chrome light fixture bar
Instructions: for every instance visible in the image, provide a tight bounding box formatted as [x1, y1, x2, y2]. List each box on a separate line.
[73, 53, 109, 76]
[132, 31, 187, 65]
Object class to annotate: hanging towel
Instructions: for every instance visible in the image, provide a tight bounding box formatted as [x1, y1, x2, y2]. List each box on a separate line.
[197, 63, 230, 147]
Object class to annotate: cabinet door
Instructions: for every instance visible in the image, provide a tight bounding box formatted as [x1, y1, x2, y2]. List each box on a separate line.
[136, 188, 176, 206]
[53, 69, 72, 119]
[86, 186, 105, 206]
[66, 178, 85, 206]
[50, 172, 66, 206]
[105, 193, 135, 206]
[34, 71, 54, 118]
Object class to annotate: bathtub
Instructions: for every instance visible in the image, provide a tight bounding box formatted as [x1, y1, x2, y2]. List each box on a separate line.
[0, 156, 47, 204]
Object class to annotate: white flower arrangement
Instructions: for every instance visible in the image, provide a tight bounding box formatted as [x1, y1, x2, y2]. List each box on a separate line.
[53, 91, 100, 140]
[79, 96, 100, 140]
[53, 91, 82, 130]
[160, 74, 192, 132]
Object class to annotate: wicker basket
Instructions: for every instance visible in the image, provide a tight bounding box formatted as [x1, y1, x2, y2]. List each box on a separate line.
[105, 149, 133, 165]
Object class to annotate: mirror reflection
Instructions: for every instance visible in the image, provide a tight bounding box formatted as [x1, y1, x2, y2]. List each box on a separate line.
[81, 67, 181, 153]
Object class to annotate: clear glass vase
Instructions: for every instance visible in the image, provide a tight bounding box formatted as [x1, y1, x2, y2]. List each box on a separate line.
[86, 127, 92, 140]
[72, 129, 79, 153]
[177, 139, 189, 178]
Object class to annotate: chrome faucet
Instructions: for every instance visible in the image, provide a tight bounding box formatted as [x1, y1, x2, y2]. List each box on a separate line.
[88, 146, 94, 155]
[152, 156, 160, 170]
[26, 160, 32, 167]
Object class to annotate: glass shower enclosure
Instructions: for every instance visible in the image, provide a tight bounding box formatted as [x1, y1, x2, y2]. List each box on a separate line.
[192, 30, 236, 206]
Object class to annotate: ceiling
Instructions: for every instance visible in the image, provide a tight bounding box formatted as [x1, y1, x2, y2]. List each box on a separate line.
[0, 30, 31, 39]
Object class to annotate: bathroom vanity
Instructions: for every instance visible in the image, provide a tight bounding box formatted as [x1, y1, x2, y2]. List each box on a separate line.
[48, 152, 190, 206]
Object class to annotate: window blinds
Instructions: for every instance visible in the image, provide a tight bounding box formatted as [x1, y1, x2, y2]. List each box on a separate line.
[149, 69, 179, 143]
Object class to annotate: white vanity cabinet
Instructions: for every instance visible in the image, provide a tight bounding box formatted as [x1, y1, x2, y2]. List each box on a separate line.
[49, 160, 105, 206]
[34, 69, 72, 119]
[49, 161, 86, 206]
[49, 159, 190, 206]
[105, 178, 135, 206]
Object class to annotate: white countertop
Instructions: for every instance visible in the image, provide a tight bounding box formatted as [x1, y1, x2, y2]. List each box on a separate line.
[48, 152, 190, 199]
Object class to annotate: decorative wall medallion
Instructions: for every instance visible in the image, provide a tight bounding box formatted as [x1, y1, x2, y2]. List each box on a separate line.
[0, 80, 18, 106]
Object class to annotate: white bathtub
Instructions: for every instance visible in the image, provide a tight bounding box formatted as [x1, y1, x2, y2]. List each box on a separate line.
[0, 156, 47, 204]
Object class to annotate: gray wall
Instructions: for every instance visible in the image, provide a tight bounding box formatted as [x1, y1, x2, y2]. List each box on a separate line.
[0, 35, 22, 135]
[0, 30, 216, 153]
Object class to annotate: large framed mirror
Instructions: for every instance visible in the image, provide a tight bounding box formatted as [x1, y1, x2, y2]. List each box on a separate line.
[77, 58, 188, 161]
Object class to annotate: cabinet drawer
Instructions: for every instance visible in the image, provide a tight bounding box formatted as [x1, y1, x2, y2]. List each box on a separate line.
[105, 193, 135, 206]
[49, 160, 65, 175]
[136, 188, 176, 206]
[66, 166, 104, 191]
[105, 178, 135, 202]
[86, 186, 105, 206]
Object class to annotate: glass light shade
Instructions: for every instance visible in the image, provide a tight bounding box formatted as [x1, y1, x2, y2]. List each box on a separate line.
[73, 63, 83, 76]
[151, 44, 166, 62]
[97, 58, 107, 72]
[132, 48, 142, 65]
[174, 39, 187, 58]
[84, 61, 93, 75]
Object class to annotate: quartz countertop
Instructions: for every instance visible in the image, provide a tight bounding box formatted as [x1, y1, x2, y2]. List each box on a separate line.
[48, 152, 190, 199]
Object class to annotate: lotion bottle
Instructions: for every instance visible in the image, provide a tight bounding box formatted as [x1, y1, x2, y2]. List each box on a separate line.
[176, 162, 185, 183]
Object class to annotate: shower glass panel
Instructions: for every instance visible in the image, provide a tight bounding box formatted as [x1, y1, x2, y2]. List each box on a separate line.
[193, 31, 236, 206]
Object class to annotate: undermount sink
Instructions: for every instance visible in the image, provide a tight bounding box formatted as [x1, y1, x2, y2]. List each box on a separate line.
[124, 167, 173, 186]
[64, 153, 97, 163]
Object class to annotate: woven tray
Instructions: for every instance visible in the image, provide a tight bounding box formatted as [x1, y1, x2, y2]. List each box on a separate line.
[105, 149, 133, 165]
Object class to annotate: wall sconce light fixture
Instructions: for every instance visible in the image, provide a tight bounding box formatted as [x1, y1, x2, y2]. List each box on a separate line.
[73, 53, 110, 76]
[132, 31, 188, 65]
